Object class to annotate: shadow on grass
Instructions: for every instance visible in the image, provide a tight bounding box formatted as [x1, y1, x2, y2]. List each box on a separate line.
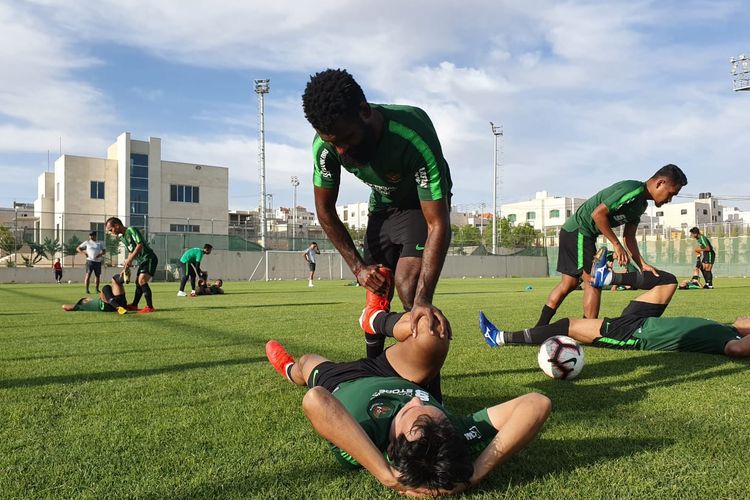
[0, 356, 265, 389]
[184, 301, 346, 311]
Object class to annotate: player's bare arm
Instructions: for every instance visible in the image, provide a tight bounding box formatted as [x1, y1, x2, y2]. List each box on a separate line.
[411, 198, 451, 337]
[124, 242, 143, 268]
[314, 185, 388, 294]
[591, 203, 628, 265]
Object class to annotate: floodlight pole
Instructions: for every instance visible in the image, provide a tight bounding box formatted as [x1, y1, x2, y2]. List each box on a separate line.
[490, 122, 503, 254]
[291, 176, 299, 248]
[254, 79, 270, 250]
[730, 53, 750, 91]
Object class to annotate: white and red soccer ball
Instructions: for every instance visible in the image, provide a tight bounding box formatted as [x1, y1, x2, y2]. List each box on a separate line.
[537, 335, 585, 380]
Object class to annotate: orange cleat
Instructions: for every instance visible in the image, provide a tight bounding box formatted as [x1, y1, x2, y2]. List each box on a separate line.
[265, 340, 295, 380]
[359, 267, 392, 334]
[137, 306, 156, 314]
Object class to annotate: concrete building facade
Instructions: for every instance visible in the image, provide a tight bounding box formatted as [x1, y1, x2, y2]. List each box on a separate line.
[501, 191, 586, 231]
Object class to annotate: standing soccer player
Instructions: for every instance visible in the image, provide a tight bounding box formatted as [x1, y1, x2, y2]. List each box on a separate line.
[690, 227, 715, 288]
[78, 230, 105, 294]
[303, 242, 320, 287]
[303, 68, 453, 360]
[535, 164, 687, 326]
[52, 258, 63, 284]
[177, 244, 212, 296]
[105, 217, 158, 313]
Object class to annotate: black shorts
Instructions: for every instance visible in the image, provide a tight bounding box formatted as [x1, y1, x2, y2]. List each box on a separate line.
[54, 270, 63, 279]
[137, 255, 158, 277]
[102, 294, 127, 312]
[308, 262, 316, 272]
[86, 261, 102, 276]
[364, 208, 428, 271]
[307, 352, 400, 392]
[556, 228, 597, 277]
[593, 316, 647, 349]
[702, 251, 716, 265]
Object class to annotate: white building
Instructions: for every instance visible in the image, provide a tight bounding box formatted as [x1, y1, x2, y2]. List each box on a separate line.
[501, 191, 586, 231]
[336, 202, 369, 229]
[645, 193, 724, 231]
[34, 132, 229, 240]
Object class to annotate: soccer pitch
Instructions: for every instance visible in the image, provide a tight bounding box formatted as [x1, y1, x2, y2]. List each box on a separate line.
[2, 278, 749, 499]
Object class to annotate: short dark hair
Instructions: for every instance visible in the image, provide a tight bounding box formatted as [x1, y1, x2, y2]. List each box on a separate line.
[204, 244, 213, 251]
[311, 241, 317, 246]
[389, 415, 473, 491]
[89, 230, 97, 236]
[651, 164, 688, 187]
[302, 69, 366, 133]
[690, 227, 700, 235]
[105, 217, 123, 227]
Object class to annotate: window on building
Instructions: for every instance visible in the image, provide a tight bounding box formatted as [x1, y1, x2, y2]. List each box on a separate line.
[170, 224, 200, 233]
[680, 209, 687, 215]
[549, 209, 560, 218]
[90, 222, 105, 240]
[566, 210, 571, 217]
[703, 209, 708, 215]
[170, 184, 200, 203]
[526, 211, 536, 220]
[507, 214, 517, 223]
[656, 211, 664, 216]
[130, 153, 149, 231]
[90, 181, 105, 199]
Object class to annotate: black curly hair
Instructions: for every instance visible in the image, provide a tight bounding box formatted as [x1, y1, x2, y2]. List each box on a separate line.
[651, 163, 688, 187]
[389, 414, 473, 491]
[302, 69, 367, 133]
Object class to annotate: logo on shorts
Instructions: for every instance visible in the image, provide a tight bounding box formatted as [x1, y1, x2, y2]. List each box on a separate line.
[415, 244, 425, 251]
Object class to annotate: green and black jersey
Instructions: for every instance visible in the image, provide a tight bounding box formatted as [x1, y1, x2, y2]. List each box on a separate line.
[635, 317, 740, 354]
[329, 377, 496, 469]
[562, 180, 648, 238]
[122, 227, 156, 263]
[696, 234, 713, 252]
[312, 104, 452, 213]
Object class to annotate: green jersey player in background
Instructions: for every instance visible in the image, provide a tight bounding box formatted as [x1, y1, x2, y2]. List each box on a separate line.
[690, 226, 715, 288]
[105, 217, 158, 314]
[266, 309, 550, 496]
[303, 69, 453, 366]
[536, 164, 687, 327]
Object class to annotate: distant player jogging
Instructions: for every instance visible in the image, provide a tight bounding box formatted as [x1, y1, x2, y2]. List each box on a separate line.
[266, 311, 550, 496]
[177, 244, 212, 296]
[690, 227, 715, 288]
[480, 257, 750, 358]
[535, 164, 687, 327]
[105, 217, 157, 314]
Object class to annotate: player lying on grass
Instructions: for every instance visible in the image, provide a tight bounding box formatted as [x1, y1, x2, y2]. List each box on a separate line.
[192, 278, 224, 296]
[265, 312, 550, 496]
[480, 260, 750, 357]
[62, 275, 128, 315]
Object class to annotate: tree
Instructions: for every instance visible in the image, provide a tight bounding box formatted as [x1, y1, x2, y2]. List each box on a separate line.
[105, 234, 121, 266]
[21, 238, 59, 266]
[0, 226, 21, 257]
[63, 235, 83, 268]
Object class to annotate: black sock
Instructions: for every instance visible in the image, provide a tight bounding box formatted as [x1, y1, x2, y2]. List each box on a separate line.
[691, 274, 700, 282]
[131, 284, 143, 307]
[142, 283, 153, 308]
[613, 271, 676, 289]
[372, 312, 405, 338]
[365, 333, 385, 359]
[505, 318, 570, 345]
[704, 271, 713, 286]
[536, 305, 557, 326]
[101, 285, 119, 308]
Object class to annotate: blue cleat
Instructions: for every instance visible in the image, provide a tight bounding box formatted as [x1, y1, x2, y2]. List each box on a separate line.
[590, 247, 612, 288]
[479, 311, 504, 347]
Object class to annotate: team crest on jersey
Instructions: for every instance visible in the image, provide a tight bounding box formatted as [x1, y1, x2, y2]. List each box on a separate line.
[370, 403, 394, 418]
[385, 171, 402, 183]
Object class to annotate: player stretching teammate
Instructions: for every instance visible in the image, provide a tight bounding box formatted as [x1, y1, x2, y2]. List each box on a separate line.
[303, 69, 453, 360]
[177, 244, 212, 296]
[481, 261, 750, 358]
[690, 227, 715, 289]
[62, 275, 128, 315]
[266, 312, 550, 496]
[105, 217, 157, 313]
[535, 164, 687, 326]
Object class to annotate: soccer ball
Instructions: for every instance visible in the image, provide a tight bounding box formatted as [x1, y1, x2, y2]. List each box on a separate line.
[67, 280, 72, 284]
[537, 336, 584, 380]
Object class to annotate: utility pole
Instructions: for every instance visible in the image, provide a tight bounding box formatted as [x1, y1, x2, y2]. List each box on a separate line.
[254, 79, 270, 249]
[490, 122, 503, 253]
[291, 176, 299, 249]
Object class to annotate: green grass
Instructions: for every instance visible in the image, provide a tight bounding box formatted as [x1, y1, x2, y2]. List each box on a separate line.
[1, 278, 749, 499]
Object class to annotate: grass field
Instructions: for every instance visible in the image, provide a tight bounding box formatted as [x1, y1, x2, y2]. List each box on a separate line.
[1, 277, 749, 499]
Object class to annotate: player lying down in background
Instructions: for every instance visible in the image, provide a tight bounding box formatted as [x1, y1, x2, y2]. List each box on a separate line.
[192, 278, 224, 296]
[62, 275, 128, 315]
[480, 266, 750, 358]
[265, 311, 550, 496]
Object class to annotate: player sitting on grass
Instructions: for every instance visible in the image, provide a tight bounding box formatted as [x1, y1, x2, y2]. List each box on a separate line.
[62, 275, 129, 315]
[480, 257, 750, 358]
[266, 311, 550, 496]
[193, 278, 224, 296]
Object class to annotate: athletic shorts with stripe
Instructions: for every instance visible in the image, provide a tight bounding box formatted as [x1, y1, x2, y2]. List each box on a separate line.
[556, 227, 597, 277]
[306, 352, 400, 392]
[364, 208, 428, 271]
[137, 255, 158, 277]
[592, 315, 647, 349]
[701, 250, 716, 265]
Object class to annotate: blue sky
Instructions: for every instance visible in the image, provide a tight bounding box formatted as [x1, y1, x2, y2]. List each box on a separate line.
[1, 0, 748, 213]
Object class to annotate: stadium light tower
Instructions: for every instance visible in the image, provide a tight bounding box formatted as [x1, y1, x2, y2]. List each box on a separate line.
[490, 122, 503, 254]
[254, 78, 270, 249]
[730, 53, 750, 91]
[291, 175, 300, 245]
